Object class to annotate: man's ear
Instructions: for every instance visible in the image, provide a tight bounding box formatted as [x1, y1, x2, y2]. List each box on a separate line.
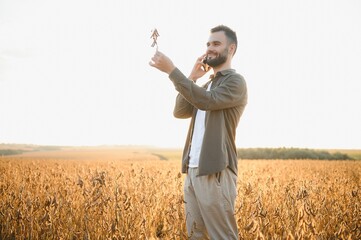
[229, 43, 236, 56]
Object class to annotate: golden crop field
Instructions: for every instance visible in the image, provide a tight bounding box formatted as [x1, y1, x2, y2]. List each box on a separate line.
[0, 148, 360, 239]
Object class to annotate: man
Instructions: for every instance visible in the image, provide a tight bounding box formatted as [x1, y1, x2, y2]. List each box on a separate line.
[149, 25, 247, 239]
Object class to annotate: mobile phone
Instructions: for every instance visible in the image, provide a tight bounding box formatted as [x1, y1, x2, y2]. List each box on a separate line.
[202, 56, 210, 72]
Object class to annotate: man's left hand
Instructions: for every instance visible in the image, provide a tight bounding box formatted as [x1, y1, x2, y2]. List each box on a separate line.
[149, 50, 176, 74]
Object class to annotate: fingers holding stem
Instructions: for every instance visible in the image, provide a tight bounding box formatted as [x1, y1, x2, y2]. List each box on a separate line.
[149, 50, 176, 74]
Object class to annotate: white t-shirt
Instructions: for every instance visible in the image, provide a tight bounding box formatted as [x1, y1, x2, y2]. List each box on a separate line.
[188, 81, 212, 168]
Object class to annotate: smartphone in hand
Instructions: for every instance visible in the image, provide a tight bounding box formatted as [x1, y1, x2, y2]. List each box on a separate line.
[202, 56, 210, 72]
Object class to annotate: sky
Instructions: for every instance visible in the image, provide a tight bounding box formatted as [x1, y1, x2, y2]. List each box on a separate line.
[1, 0, 360, 149]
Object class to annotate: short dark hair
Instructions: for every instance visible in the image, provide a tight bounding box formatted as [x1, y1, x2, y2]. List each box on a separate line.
[211, 25, 238, 55]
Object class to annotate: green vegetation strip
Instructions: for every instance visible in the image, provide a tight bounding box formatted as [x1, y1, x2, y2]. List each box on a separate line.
[237, 148, 354, 160]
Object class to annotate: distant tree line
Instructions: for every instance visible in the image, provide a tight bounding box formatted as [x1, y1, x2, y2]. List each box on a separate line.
[0, 146, 61, 156]
[0, 149, 27, 156]
[237, 148, 353, 160]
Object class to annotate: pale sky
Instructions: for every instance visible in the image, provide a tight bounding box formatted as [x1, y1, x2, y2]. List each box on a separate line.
[1, 0, 360, 149]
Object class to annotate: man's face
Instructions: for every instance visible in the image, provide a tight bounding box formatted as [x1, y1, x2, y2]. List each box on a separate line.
[204, 31, 230, 68]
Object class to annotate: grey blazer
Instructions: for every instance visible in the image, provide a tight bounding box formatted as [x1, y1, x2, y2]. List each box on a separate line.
[169, 68, 247, 176]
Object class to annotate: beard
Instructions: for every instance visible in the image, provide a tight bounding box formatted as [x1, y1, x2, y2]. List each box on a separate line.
[205, 48, 229, 68]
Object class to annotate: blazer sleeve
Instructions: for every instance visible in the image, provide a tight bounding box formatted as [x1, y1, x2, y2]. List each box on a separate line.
[169, 68, 247, 111]
[173, 93, 194, 119]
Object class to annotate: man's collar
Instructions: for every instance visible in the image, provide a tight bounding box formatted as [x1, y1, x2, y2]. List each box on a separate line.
[210, 69, 236, 79]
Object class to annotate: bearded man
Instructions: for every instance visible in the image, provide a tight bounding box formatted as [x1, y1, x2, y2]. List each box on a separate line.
[150, 25, 248, 239]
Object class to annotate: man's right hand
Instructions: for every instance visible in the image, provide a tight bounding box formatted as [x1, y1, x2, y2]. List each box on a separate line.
[188, 54, 211, 82]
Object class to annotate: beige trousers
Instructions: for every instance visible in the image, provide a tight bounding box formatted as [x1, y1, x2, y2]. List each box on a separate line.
[184, 167, 238, 239]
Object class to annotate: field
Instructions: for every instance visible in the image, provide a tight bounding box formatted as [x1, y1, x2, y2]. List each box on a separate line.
[0, 147, 360, 239]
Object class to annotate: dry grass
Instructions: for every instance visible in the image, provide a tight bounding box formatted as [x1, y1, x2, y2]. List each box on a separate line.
[0, 148, 360, 239]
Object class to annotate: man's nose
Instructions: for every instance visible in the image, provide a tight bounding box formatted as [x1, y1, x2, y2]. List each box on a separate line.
[206, 47, 213, 54]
